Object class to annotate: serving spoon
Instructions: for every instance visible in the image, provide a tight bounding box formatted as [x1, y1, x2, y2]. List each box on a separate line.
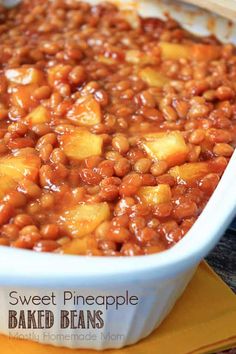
[180, 0, 236, 22]
[1, 0, 236, 22]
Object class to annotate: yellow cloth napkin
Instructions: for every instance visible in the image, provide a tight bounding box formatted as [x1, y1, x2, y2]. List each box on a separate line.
[0, 262, 236, 354]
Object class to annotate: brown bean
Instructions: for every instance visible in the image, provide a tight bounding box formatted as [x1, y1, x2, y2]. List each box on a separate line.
[40, 224, 59, 240]
[14, 214, 34, 228]
[112, 135, 129, 154]
[33, 240, 59, 252]
[0, 203, 14, 226]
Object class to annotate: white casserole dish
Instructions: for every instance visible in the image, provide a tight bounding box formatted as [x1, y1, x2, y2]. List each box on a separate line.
[0, 0, 236, 350]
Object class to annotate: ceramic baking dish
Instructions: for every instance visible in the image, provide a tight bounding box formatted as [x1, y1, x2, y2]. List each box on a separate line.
[0, 0, 235, 350]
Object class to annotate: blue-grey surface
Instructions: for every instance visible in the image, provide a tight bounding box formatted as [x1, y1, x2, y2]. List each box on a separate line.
[206, 221, 236, 353]
[206, 220, 236, 293]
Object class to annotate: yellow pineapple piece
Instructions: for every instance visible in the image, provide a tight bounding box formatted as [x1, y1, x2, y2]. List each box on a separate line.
[159, 42, 191, 60]
[120, 10, 141, 29]
[61, 237, 88, 255]
[5, 67, 44, 85]
[0, 154, 41, 182]
[139, 67, 169, 88]
[26, 105, 50, 126]
[141, 131, 189, 167]
[60, 202, 110, 238]
[169, 162, 210, 183]
[159, 42, 221, 61]
[125, 50, 159, 65]
[0, 154, 40, 200]
[67, 95, 101, 126]
[0, 175, 17, 199]
[137, 184, 171, 206]
[60, 128, 103, 160]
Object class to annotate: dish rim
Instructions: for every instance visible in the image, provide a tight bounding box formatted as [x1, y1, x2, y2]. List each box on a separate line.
[0, 149, 235, 286]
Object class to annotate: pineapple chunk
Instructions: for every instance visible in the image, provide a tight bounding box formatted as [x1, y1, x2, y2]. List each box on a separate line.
[0, 154, 40, 182]
[0, 175, 17, 200]
[141, 131, 189, 167]
[137, 184, 171, 206]
[60, 128, 103, 160]
[10, 84, 37, 110]
[60, 202, 110, 238]
[61, 237, 88, 255]
[139, 67, 169, 88]
[26, 105, 50, 126]
[5, 68, 44, 85]
[67, 95, 101, 126]
[120, 10, 141, 29]
[159, 42, 191, 60]
[159, 42, 221, 61]
[125, 50, 159, 65]
[0, 154, 40, 200]
[169, 162, 210, 183]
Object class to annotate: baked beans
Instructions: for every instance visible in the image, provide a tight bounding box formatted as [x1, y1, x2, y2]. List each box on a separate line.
[0, 0, 235, 256]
